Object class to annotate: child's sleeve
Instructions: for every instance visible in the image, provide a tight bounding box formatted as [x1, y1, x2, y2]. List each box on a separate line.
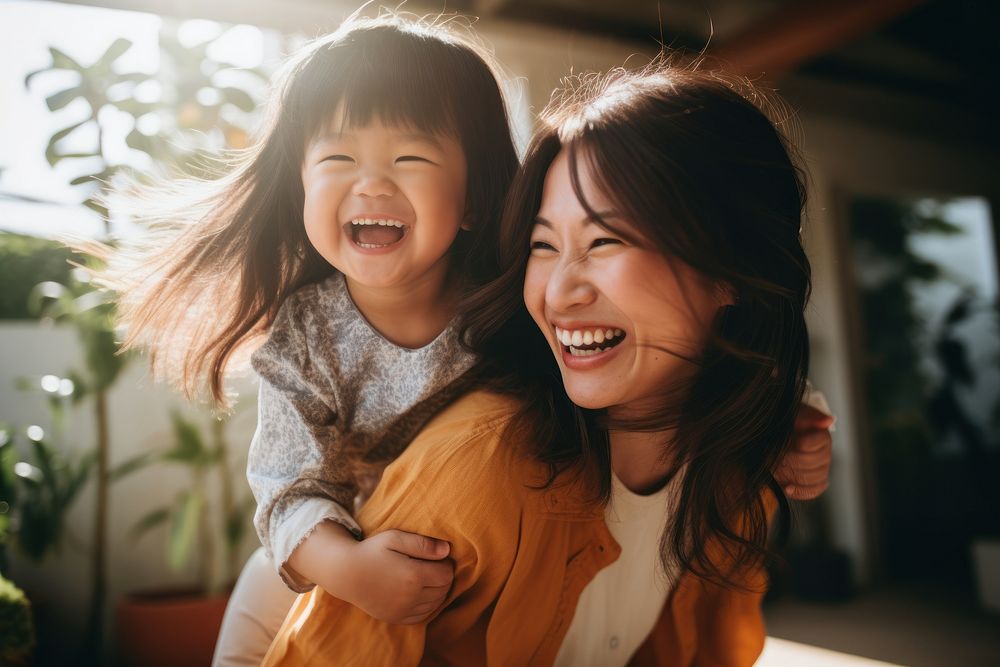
[246, 296, 362, 593]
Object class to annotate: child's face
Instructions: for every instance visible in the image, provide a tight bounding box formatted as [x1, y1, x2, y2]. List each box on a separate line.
[301, 115, 467, 292]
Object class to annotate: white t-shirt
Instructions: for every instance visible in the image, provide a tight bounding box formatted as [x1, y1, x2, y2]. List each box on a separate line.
[554, 469, 684, 667]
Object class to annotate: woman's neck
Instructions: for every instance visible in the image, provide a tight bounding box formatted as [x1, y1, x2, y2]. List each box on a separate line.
[609, 428, 677, 496]
[344, 266, 459, 349]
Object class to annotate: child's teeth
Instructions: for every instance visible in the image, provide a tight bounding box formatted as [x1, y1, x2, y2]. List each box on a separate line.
[351, 218, 405, 228]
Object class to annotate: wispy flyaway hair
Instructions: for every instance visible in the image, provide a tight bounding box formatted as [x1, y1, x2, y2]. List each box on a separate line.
[104, 13, 518, 405]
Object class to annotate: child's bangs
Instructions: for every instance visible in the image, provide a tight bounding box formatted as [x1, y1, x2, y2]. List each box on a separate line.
[296, 32, 467, 144]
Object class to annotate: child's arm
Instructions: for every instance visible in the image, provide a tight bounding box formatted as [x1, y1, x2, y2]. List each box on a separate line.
[247, 294, 456, 622]
[286, 521, 454, 625]
[775, 388, 835, 500]
[246, 292, 369, 593]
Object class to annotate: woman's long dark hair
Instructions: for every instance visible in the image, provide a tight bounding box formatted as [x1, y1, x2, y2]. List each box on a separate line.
[463, 63, 811, 588]
[106, 13, 518, 405]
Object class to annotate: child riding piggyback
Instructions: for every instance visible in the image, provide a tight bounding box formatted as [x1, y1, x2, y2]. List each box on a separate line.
[107, 12, 833, 665]
[110, 13, 519, 638]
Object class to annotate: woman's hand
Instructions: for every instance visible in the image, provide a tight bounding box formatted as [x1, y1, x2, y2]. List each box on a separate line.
[775, 403, 834, 501]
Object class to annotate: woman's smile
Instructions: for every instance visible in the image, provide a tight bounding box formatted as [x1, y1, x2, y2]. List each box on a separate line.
[524, 147, 724, 412]
[553, 324, 627, 367]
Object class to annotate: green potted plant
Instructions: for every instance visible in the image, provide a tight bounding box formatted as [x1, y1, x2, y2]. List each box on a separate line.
[115, 409, 254, 667]
[20, 21, 266, 663]
[0, 423, 94, 570]
[0, 420, 93, 666]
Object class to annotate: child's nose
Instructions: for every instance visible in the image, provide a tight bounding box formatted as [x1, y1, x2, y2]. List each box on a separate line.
[353, 170, 396, 198]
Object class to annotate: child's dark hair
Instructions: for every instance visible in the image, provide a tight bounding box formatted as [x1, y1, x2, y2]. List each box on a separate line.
[464, 61, 810, 589]
[109, 13, 518, 404]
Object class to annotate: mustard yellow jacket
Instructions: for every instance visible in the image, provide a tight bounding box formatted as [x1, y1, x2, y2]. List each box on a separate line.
[263, 391, 768, 666]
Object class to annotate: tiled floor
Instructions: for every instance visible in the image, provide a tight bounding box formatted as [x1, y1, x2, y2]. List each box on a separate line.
[762, 584, 1000, 667]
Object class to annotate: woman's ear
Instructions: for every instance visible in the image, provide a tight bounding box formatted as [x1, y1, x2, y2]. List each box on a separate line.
[460, 215, 473, 232]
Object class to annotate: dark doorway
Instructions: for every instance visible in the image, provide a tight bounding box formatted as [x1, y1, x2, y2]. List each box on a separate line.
[849, 196, 1000, 590]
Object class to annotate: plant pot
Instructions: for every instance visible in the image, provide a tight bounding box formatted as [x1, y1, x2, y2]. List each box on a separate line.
[116, 588, 229, 667]
[971, 537, 1000, 613]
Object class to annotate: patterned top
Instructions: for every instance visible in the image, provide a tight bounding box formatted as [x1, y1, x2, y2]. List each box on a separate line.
[247, 273, 476, 592]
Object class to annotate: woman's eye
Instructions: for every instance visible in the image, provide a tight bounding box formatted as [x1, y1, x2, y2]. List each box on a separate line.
[321, 155, 353, 163]
[592, 238, 622, 248]
[530, 240, 556, 252]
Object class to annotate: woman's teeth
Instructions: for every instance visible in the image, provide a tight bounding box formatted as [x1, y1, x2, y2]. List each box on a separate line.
[555, 326, 625, 356]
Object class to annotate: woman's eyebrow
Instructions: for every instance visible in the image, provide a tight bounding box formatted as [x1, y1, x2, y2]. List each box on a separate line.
[533, 211, 620, 228]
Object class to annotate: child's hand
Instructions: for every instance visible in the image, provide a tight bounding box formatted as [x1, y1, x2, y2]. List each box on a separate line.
[340, 529, 455, 625]
[776, 403, 834, 501]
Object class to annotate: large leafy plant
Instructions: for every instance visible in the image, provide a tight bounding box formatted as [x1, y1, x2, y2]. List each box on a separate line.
[19, 21, 267, 663]
[26, 268, 128, 662]
[24, 25, 266, 232]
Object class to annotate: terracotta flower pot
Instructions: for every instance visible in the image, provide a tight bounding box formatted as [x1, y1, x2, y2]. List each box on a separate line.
[116, 588, 229, 667]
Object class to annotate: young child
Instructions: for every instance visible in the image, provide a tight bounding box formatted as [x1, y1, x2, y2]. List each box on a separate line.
[110, 13, 518, 633]
[107, 12, 833, 664]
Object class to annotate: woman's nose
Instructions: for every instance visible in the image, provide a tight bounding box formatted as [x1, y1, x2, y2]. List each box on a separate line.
[546, 259, 597, 312]
[352, 169, 396, 198]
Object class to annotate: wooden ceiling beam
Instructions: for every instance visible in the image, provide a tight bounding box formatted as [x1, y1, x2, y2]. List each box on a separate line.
[711, 0, 929, 79]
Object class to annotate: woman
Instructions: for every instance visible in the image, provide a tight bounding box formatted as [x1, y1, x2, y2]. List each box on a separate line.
[259, 63, 821, 666]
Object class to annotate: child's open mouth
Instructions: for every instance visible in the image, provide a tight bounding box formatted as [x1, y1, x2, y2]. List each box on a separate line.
[555, 326, 627, 357]
[346, 218, 408, 249]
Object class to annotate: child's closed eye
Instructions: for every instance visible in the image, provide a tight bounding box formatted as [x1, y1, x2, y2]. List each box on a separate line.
[396, 155, 433, 164]
[321, 154, 354, 163]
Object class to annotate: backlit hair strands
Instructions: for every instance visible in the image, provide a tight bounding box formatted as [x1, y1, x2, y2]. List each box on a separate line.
[100, 12, 519, 406]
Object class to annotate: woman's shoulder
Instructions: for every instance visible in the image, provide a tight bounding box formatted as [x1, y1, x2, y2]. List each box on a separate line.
[384, 390, 547, 498]
[405, 390, 524, 463]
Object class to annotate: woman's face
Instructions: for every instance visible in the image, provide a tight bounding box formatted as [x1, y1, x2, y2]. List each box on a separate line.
[523, 147, 727, 416]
